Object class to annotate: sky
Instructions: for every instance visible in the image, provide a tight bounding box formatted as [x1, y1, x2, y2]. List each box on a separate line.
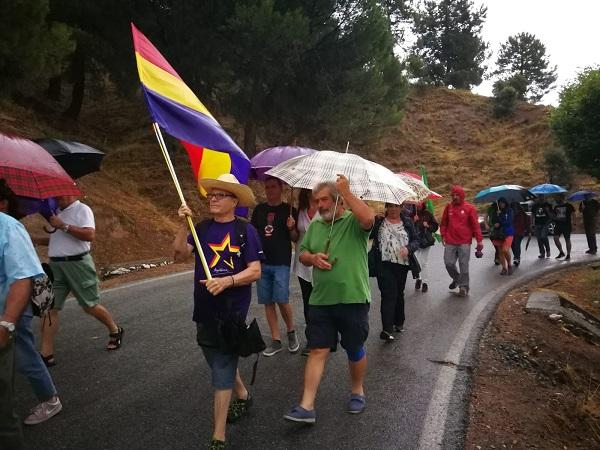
[471, 0, 600, 105]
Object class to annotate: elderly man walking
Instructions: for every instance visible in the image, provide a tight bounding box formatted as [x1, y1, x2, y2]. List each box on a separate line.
[173, 173, 263, 449]
[1, 183, 49, 449]
[284, 174, 374, 423]
[34, 195, 122, 366]
[440, 185, 483, 297]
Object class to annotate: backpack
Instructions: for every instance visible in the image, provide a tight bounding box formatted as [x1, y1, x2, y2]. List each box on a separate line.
[31, 263, 55, 319]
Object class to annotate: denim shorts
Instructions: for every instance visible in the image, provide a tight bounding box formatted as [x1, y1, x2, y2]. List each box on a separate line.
[257, 264, 290, 304]
[200, 345, 239, 390]
[307, 303, 370, 352]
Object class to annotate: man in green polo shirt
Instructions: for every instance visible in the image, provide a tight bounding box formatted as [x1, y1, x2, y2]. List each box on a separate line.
[284, 174, 374, 423]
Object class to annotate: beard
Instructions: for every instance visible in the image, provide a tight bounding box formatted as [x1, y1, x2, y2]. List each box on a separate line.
[319, 207, 334, 222]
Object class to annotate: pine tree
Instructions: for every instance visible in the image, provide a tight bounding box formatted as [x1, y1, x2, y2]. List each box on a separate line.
[0, 0, 74, 96]
[494, 32, 557, 102]
[411, 0, 487, 90]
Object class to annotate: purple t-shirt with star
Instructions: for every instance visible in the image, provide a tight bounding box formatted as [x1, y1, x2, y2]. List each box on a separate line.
[188, 219, 263, 324]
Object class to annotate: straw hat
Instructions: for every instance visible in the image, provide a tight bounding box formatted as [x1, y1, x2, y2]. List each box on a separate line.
[198, 173, 256, 207]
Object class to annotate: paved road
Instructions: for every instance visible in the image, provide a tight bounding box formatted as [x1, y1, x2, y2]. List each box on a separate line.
[15, 235, 598, 449]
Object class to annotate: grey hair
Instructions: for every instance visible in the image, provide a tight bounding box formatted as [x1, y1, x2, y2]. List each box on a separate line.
[313, 182, 338, 200]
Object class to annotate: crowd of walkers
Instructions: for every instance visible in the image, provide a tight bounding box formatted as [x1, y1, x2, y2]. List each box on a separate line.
[1, 175, 599, 449]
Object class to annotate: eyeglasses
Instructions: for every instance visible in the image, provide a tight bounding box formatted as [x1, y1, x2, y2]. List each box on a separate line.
[206, 193, 235, 201]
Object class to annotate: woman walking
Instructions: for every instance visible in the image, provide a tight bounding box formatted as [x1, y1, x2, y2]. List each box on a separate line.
[293, 189, 318, 355]
[413, 202, 439, 293]
[490, 198, 514, 275]
[370, 203, 420, 341]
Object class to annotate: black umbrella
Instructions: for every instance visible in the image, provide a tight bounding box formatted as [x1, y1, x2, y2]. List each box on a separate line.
[34, 138, 105, 179]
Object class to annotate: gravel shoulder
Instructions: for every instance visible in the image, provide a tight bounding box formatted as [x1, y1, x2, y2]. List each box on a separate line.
[466, 263, 600, 449]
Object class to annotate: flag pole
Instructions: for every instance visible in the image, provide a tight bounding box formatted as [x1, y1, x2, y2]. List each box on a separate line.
[152, 123, 212, 280]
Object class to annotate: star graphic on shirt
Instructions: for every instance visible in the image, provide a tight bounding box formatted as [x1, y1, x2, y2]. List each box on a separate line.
[208, 233, 240, 269]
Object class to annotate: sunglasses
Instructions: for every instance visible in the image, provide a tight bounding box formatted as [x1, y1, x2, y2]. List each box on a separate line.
[206, 193, 235, 201]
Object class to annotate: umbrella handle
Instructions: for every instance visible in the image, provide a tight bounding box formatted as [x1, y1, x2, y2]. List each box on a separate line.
[43, 226, 58, 234]
[323, 239, 337, 266]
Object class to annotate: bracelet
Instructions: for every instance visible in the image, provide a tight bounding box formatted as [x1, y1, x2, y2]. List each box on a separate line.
[230, 276, 235, 287]
[63, 224, 70, 233]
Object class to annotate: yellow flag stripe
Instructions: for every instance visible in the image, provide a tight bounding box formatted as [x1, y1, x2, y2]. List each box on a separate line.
[135, 52, 214, 120]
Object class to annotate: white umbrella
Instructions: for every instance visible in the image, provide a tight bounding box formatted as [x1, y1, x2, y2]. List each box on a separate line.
[265, 150, 415, 204]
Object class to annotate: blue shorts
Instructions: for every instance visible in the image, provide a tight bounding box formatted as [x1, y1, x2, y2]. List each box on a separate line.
[257, 264, 290, 304]
[200, 345, 239, 390]
[307, 303, 370, 352]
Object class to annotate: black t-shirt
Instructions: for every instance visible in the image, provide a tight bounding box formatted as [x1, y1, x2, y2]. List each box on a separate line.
[553, 202, 575, 226]
[533, 202, 552, 226]
[581, 199, 599, 222]
[251, 202, 298, 266]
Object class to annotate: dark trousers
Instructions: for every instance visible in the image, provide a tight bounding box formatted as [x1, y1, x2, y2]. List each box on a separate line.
[0, 337, 25, 450]
[298, 277, 313, 340]
[376, 262, 409, 332]
[511, 234, 524, 261]
[584, 221, 598, 251]
[535, 224, 550, 255]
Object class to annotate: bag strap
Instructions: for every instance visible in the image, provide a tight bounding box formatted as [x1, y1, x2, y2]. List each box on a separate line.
[250, 354, 259, 385]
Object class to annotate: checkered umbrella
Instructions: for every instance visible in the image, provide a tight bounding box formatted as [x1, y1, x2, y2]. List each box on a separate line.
[265, 150, 415, 204]
[397, 172, 442, 202]
[0, 132, 81, 199]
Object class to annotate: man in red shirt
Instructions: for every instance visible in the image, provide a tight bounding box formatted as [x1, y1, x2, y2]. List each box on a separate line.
[440, 185, 484, 296]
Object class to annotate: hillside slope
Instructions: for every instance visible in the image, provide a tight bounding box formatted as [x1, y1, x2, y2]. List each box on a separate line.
[2, 87, 597, 267]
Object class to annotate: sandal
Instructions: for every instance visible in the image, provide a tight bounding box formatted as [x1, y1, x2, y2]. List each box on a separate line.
[106, 326, 124, 351]
[40, 353, 56, 367]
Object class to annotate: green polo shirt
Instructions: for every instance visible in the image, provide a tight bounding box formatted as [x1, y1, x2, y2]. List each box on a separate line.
[300, 210, 371, 306]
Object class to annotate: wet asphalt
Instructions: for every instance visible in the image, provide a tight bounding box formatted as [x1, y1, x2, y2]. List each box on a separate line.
[14, 234, 599, 450]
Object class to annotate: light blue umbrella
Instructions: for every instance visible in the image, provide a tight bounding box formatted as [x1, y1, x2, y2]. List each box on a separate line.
[530, 183, 567, 195]
[474, 185, 536, 203]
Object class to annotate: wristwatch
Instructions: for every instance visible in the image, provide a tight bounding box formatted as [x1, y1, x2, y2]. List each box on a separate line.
[0, 321, 15, 333]
[63, 224, 70, 233]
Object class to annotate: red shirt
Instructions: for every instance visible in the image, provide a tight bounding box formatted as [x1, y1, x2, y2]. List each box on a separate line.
[440, 201, 483, 245]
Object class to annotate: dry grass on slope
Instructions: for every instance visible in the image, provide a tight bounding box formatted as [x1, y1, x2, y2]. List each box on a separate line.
[369, 87, 555, 201]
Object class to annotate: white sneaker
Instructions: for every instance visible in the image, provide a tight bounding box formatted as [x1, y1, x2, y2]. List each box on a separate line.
[24, 396, 62, 425]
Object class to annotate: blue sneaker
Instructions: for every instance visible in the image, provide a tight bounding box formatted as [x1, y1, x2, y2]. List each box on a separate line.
[283, 405, 316, 424]
[347, 394, 366, 414]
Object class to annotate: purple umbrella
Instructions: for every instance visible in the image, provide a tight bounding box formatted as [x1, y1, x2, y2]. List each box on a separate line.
[17, 197, 58, 220]
[250, 146, 317, 180]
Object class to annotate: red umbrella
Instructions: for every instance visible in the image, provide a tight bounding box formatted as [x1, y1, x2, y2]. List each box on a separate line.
[0, 132, 81, 199]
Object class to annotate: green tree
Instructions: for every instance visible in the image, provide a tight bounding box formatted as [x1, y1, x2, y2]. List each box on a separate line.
[494, 32, 557, 102]
[0, 0, 74, 96]
[162, 0, 408, 154]
[289, 0, 408, 147]
[550, 68, 600, 179]
[543, 146, 574, 188]
[491, 74, 527, 117]
[48, 0, 163, 118]
[411, 0, 487, 89]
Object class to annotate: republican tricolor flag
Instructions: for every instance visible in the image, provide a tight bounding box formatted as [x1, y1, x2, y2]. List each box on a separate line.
[131, 23, 250, 189]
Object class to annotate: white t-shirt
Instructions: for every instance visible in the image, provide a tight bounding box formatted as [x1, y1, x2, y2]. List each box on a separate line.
[293, 209, 319, 282]
[48, 200, 95, 257]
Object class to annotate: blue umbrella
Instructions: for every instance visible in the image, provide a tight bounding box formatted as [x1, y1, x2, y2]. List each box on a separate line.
[567, 190, 597, 201]
[474, 185, 536, 203]
[530, 183, 567, 194]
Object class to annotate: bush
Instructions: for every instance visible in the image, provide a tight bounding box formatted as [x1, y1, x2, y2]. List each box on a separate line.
[544, 147, 574, 188]
[492, 84, 518, 117]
